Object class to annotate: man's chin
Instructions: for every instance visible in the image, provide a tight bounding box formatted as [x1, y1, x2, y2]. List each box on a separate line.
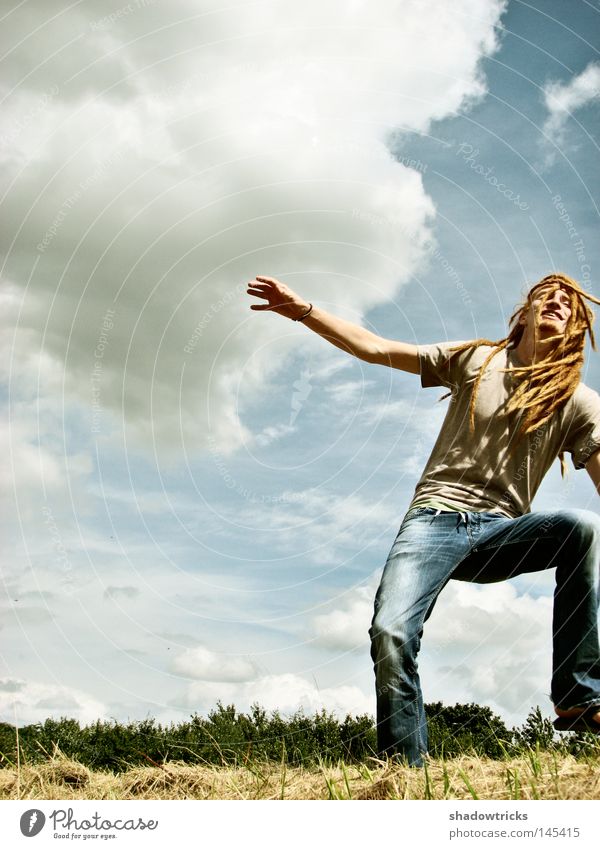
[538, 318, 564, 333]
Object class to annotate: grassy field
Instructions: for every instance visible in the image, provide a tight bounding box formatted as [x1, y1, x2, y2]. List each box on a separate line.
[1, 750, 599, 800]
[2, 706, 599, 800]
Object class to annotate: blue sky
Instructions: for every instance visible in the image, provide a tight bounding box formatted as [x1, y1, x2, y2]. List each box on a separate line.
[2, 0, 600, 729]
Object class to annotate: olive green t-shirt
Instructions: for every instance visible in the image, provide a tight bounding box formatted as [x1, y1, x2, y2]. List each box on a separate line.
[409, 341, 600, 518]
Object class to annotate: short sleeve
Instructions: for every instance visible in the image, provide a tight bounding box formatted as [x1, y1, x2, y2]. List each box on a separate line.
[565, 385, 600, 470]
[418, 340, 469, 389]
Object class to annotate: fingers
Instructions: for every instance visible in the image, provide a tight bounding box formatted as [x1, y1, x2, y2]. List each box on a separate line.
[247, 287, 268, 298]
[246, 276, 284, 313]
[249, 281, 274, 292]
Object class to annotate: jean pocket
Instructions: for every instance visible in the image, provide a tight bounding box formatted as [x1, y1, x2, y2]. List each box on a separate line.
[405, 507, 438, 520]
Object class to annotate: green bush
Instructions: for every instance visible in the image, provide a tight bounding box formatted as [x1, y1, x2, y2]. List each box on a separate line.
[426, 701, 511, 759]
[511, 706, 556, 752]
[0, 702, 596, 771]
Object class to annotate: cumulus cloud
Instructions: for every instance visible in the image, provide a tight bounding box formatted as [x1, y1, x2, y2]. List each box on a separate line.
[312, 575, 380, 651]
[310, 571, 554, 723]
[542, 62, 600, 159]
[229, 488, 401, 565]
[419, 580, 553, 719]
[172, 645, 258, 682]
[2, 0, 511, 726]
[0, 406, 94, 528]
[2, 0, 506, 466]
[0, 678, 109, 726]
[253, 424, 297, 447]
[175, 672, 372, 718]
[104, 586, 140, 601]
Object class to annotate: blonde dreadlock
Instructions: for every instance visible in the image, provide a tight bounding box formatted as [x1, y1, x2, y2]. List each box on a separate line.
[449, 273, 600, 476]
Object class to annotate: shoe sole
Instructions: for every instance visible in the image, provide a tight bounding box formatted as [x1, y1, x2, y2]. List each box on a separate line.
[553, 705, 600, 733]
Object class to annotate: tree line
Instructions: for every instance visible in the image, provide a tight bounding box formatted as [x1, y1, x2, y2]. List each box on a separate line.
[0, 702, 596, 772]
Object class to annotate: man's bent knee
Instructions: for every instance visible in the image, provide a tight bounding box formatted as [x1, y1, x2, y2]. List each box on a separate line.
[369, 617, 421, 665]
[550, 508, 600, 545]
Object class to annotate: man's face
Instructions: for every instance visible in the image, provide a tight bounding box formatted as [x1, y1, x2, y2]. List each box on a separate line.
[521, 284, 572, 338]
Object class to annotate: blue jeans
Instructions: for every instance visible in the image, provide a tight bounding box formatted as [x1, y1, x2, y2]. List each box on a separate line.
[369, 507, 600, 766]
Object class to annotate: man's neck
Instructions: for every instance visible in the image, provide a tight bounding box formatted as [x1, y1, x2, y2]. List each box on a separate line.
[513, 332, 555, 365]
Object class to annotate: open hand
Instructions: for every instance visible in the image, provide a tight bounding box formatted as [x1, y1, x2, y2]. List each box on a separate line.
[247, 276, 311, 321]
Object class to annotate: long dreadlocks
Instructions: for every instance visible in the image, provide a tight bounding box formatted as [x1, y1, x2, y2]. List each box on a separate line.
[449, 273, 600, 475]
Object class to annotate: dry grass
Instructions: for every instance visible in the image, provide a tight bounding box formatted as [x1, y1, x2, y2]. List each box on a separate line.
[1, 751, 599, 800]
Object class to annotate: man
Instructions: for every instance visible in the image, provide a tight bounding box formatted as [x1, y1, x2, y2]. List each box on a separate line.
[247, 272, 600, 766]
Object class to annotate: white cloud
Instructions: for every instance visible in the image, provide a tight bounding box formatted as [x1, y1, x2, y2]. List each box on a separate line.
[229, 488, 400, 564]
[312, 575, 380, 651]
[426, 579, 552, 654]
[309, 571, 554, 724]
[0, 678, 109, 726]
[0, 405, 95, 541]
[357, 398, 418, 426]
[177, 672, 372, 718]
[542, 62, 600, 158]
[104, 586, 140, 601]
[1, 0, 513, 729]
[254, 423, 297, 447]
[172, 645, 258, 682]
[2, 0, 507, 465]
[326, 379, 373, 406]
[424, 580, 553, 718]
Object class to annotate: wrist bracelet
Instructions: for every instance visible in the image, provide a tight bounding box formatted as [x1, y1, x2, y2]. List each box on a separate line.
[294, 302, 313, 322]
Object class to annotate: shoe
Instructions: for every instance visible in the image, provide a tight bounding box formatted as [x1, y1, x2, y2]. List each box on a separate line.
[553, 705, 600, 733]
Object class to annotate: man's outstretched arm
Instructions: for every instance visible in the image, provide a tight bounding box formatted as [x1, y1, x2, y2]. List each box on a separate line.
[246, 275, 420, 374]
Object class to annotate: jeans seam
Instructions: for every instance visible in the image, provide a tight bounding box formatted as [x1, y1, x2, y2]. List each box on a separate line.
[474, 535, 552, 552]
